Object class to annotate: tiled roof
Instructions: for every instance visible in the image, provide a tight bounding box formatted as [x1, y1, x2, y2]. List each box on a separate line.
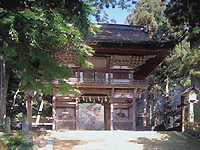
[87, 24, 152, 44]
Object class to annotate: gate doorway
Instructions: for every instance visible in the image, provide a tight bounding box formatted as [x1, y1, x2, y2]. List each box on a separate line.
[79, 103, 104, 130]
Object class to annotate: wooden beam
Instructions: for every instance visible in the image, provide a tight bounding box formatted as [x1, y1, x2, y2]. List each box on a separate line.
[55, 96, 73, 101]
[81, 89, 111, 95]
[76, 84, 149, 89]
[113, 120, 133, 123]
[56, 119, 76, 122]
[112, 98, 133, 103]
[55, 102, 76, 105]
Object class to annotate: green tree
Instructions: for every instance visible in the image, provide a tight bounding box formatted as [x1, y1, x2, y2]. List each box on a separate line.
[165, 0, 200, 82]
[0, 0, 96, 121]
[165, 0, 200, 45]
[125, 0, 171, 40]
[125, 0, 192, 127]
[0, 0, 138, 122]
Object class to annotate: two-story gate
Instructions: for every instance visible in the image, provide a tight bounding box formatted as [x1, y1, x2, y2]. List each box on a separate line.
[52, 24, 174, 131]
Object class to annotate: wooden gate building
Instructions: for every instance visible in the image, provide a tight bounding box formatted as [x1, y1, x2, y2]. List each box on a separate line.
[52, 24, 174, 131]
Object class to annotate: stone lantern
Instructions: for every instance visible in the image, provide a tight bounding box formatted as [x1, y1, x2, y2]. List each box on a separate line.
[183, 86, 199, 122]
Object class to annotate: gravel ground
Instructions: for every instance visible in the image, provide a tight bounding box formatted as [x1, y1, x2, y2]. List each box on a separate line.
[50, 131, 200, 150]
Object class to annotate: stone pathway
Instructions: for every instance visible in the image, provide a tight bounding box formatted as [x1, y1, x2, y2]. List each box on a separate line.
[36, 131, 200, 150]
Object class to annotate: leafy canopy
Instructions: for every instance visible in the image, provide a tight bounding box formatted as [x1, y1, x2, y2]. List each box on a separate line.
[165, 0, 200, 82]
[126, 0, 171, 40]
[0, 0, 96, 94]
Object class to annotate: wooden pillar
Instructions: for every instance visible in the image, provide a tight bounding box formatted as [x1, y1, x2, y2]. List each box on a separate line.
[143, 90, 148, 126]
[108, 103, 111, 130]
[108, 56, 112, 84]
[149, 102, 152, 126]
[52, 96, 56, 130]
[77, 71, 80, 83]
[133, 89, 137, 131]
[153, 102, 157, 126]
[132, 99, 136, 131]
[188, 102, 194, 123]
[76, 98, 79, 130]
[130, 72, 133, 84]
[26, 98, 32, 130]
[110, 99, 114, 130]
[104, 103, 107, 130]
[104, 102, 111, 130]
[181, 95, 185, 132]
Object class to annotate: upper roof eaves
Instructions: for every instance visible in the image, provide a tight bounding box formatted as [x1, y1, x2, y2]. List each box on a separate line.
[87, 23, 153, 44]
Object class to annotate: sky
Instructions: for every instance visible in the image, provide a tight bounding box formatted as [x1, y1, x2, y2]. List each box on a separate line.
[91, 2, 136, 24]
[100, 7, 132, 24]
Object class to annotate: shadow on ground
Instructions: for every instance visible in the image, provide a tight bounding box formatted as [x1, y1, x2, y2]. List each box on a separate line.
[129, 132, 200, 150]
[51, 131, 200, 150]
[54, 139, 86, 149]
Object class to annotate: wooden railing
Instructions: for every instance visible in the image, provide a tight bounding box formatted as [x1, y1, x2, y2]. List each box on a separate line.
[185, 122, 200, 137]
[67, 78, 148, 87]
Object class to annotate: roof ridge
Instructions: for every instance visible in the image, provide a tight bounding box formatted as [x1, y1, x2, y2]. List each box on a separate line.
[96, 23, 146, 32]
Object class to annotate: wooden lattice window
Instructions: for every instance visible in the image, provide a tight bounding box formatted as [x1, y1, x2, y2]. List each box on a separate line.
[113, 73, 129, 79]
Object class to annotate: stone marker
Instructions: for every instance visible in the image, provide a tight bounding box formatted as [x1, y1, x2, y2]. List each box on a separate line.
[22, 117, 29, 135]
[5, 117, 11, 133]
[22, 117, 33, 144]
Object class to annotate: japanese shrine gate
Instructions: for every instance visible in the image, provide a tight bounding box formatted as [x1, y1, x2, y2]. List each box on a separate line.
[52, 24, 174, 130]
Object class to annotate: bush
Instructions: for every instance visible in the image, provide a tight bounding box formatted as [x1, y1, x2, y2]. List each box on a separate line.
[0, 134, 33, 150]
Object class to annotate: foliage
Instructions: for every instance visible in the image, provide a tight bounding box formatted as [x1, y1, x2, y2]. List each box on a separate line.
[5, 71, 53, 120]
[126, 0, 171, 40]
[6, 72, 26, 120]
[1, 0, 140, 122]
[0, 134, 33, 150]
[125, 0, 197, 127]
[165, 0, 200, 81]
[165, 0, 200, 43]
[0, 0, 96, 95]
[162, 0, 200, 89]
[0, 121, 3, 131]
[32, 94, 52, 118]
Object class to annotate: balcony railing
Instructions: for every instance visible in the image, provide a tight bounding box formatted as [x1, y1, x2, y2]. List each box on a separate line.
[67, 78, 148, 87]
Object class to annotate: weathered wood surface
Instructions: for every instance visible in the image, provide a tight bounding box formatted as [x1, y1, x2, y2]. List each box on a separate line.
[26, 98, 32, 130]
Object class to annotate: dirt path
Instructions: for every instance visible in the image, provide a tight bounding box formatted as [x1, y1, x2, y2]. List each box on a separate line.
[50, 131, 200, 150]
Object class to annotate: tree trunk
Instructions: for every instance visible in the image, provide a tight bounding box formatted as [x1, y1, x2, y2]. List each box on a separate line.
[0, 73, 10, 122]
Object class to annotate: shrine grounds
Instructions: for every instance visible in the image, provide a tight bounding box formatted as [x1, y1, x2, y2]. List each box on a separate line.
[34, 131, 200, 150]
